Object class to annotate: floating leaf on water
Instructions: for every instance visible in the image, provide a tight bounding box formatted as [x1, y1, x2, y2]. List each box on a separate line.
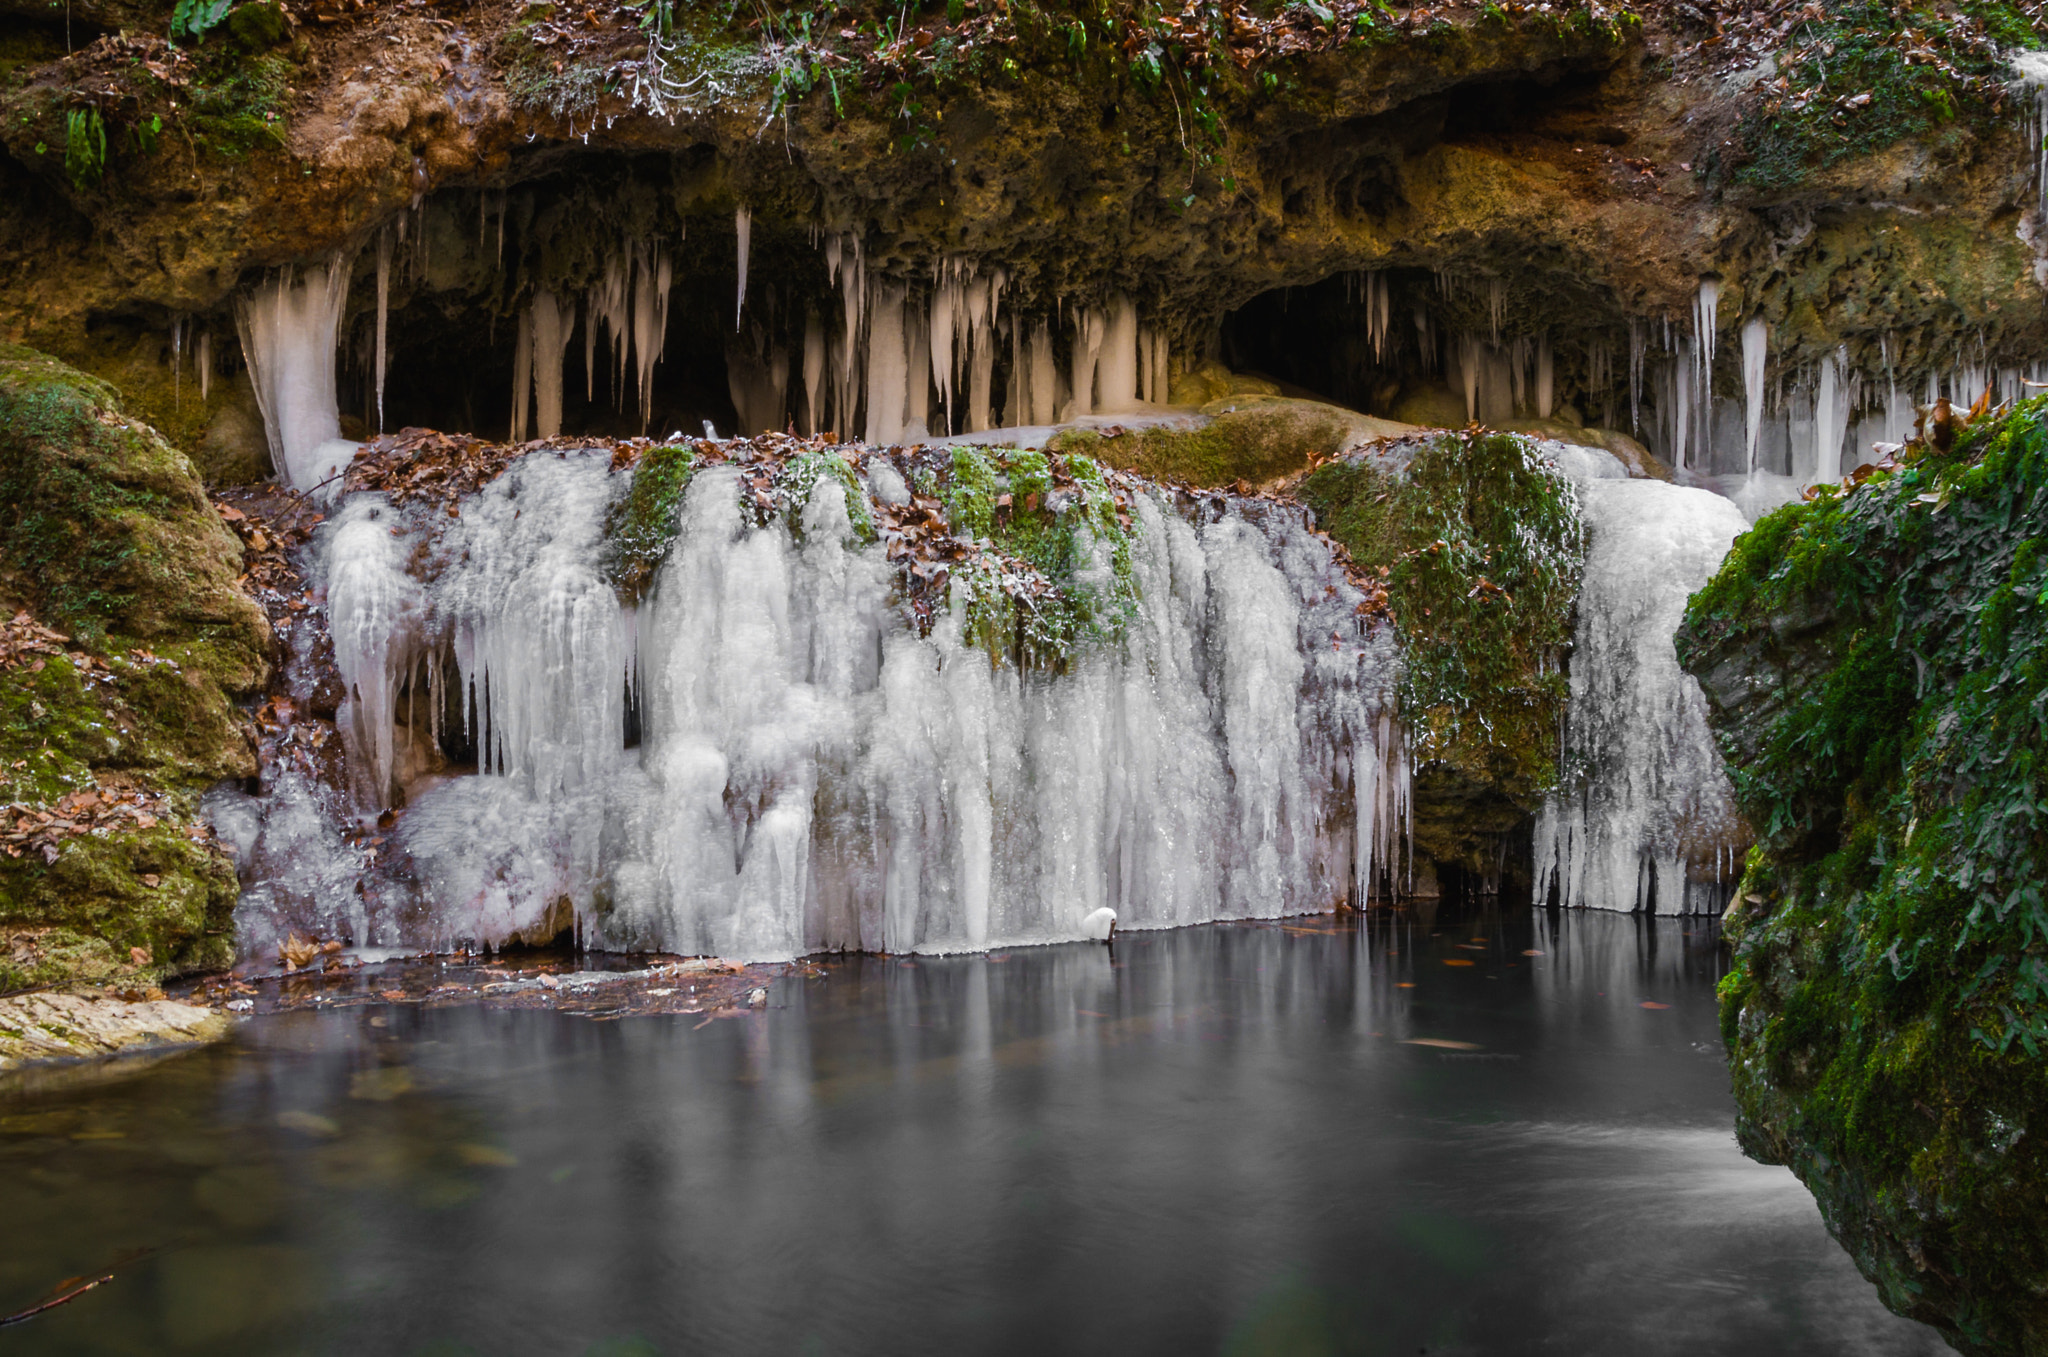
[276, 1110, 341, 1137]
[455, 1144, 518, 1168]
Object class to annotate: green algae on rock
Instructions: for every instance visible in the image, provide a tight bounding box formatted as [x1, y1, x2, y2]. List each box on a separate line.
[1300, 430, 1584, 874]
[1678, 398, 2048, 1356]
[0, 346, 268, 993]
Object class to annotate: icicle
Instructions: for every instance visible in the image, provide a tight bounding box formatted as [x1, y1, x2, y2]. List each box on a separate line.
[1486, 278, 1507, 344]
[1026, 319, 1057, 426]
[375, 226, 393, 434]
[1068, 307, 1105, 419]
[1097, 296, 1140, 412]
[1670, 337, 1693, 471]
[510, 310, 533, 443]
[967, 280, 996, 433]
[628, 243, 672, 431]
[1535, 335, 1554, 420]
[530, 289, 571, 439]
[1740, 316, 1768, 473]
[803, 311, 827, 435]
[235, 254, 357, 490]
[734, 205, 751, 330]
[1811, 348, 1849, 485]
[1694, 279, 1719, 465]
[197, 331, 212, 403]
[170, 316, 184, 410]
[1457, 334, 1481, 424]
[1628, 318, 1646, 433]
[930, 261, 958, 431]
[863, 281, 910, 445]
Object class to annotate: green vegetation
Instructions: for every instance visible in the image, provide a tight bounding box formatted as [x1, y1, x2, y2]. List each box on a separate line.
[1725, 0, 2046, 192]
[602, 442, 696, 597]
[62, 106, 104, 191]
[171, 0, 236, 44]
[777, 447, 877, 545]
[1301, 431, 1583, 815]
[0, 346, 269, 993]
[182, 50, 291, 155]
[1679, 398, 2048, 1354]
[1055, 401, 1364, 488]
[937, 444, 1140, 666]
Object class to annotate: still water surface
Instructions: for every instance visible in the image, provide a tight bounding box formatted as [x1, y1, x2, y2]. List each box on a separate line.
[2, 908, 1945, 1356]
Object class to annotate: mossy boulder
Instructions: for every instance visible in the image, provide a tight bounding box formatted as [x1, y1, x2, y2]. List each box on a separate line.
[0, 345, 268, 993]
[1299, 430, 1585, 875]
[1677, 399, 2048, 1355]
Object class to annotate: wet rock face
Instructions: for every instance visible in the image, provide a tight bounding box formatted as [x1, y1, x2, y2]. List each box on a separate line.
[1677, 402, 2048, 1356]
[0, 347, 269, 991]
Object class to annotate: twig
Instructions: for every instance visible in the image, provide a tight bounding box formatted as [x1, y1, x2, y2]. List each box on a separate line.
[0, 1274, 115, 1329]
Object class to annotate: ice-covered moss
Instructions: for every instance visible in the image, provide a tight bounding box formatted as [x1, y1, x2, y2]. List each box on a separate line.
[927, 445, 1140, 668]
[776, 448, 876, 545]
[1677, 397, 2048, 1355]
[602, 442, 696, 597]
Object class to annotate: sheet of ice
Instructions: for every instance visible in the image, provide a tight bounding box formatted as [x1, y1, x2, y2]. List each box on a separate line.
[1534, 449, 1750, 915]
[295, 451, 1407, 959]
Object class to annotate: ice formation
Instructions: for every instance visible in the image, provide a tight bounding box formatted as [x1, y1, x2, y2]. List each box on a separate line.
[1532, 444, 1750, 915]
[235, 257, 360, 490]
[278, 450, 1406, 959]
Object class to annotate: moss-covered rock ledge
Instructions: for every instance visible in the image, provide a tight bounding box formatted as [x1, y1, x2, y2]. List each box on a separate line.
[1677, 401, 2048, 1355]
[0, 345, 268, 994]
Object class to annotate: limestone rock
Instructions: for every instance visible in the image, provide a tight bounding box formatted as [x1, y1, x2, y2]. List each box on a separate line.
[0, 991, 229, 1072]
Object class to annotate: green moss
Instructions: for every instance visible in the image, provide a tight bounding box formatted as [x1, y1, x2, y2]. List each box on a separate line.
[0, 346, 266, 992]
[778, 448, 876, 544]
[943, 444, 1000, 539]
[1301, 432, 1584, 836]
[602, 442, 695, 597]
[1723, 0, 2042, 192]
[0, 823, 237, 989]
[929, 445, 1139, 667]
[1060, 400, 1363, 488]
[1682, 398, 2048, 1354]
[182, 50, 292, 156]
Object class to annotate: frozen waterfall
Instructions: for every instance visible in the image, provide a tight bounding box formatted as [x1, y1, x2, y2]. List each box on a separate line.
[1533, 444, 1750, 914]
[280, 448, 1406, 960]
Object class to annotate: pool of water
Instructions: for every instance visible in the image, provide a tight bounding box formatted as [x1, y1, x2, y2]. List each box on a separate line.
[1, 906, 1943, 1356]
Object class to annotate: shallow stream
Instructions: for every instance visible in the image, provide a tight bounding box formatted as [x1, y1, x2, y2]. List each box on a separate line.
[2, 909, 1942, 1356]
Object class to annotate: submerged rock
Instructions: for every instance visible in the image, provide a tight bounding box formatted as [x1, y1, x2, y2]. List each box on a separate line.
[1679, 399, 2048, 1354]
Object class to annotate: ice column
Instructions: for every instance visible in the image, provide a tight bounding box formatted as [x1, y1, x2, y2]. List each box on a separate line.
[236, 255, 357, 491]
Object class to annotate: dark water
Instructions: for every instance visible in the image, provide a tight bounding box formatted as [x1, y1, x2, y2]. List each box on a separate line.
[2, 908, 1944, 1357]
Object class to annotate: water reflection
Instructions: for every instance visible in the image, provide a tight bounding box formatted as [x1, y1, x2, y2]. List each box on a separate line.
[1, 909, 1941, 1356]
